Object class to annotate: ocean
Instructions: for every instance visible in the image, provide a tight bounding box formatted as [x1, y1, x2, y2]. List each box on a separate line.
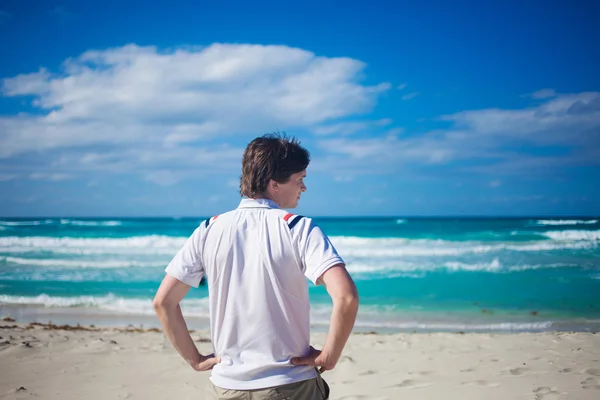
[1, 217, 599, 333]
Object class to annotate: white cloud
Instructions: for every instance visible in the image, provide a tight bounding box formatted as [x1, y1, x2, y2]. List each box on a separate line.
[29, 173, 72, 181]
[529, 88, 556, 99]
[313, 119, 392, 135]
[397, 83, 407, 90]
[316, 91, 600, 174]
[0, 173, 17, 181]
[401, 92, 419, 101]
[320, 135, 452, 163]
[441, 92, 600, 145]
[1, 43, 389, 160]
[488, 180, 502, 188]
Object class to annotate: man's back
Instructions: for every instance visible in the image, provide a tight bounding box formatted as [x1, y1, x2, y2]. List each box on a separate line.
[154, 134, 358, 399]
[165, 198, 344, 390]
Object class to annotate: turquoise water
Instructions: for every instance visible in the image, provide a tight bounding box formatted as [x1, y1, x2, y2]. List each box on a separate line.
[1, 217, 599, 332]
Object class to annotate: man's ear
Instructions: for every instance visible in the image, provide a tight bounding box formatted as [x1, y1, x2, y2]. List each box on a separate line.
[269, 179, 279, 191]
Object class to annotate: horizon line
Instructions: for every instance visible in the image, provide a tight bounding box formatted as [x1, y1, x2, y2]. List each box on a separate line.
[1, 215, 599, 219]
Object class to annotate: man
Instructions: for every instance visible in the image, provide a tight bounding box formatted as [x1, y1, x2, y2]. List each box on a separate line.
[153, 133, 359, 399]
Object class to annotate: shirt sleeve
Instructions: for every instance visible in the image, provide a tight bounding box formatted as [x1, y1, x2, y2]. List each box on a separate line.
[297, 218, 345, 285]
[164, 225, 205, 288]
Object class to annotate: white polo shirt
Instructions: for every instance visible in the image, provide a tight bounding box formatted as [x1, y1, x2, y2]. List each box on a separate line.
[165, 198, 345, 390]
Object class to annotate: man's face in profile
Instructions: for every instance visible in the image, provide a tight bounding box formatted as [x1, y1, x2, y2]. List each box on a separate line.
[274, 170, 307, 209]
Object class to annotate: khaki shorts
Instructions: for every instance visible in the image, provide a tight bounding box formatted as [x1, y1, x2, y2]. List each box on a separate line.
[206, 373, 330, 400]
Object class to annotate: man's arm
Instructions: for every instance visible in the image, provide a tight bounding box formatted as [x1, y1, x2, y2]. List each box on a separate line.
[292, 264, 359, 372]
[153, 274, 220, 371]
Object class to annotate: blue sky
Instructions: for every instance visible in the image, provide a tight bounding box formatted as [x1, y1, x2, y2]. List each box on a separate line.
[0, 0, 599, 217]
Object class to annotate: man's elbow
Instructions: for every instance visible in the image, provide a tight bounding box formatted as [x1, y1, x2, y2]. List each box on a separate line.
[348, 289, 360, 307]
[152, 295, 175, 313]
[153, 275, 188, 315]
[337, 285, 359, 308]
[152, 296, 164, 314]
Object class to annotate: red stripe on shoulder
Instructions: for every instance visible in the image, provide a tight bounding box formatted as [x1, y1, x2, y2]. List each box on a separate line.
[283, 213, 294, 222]
[212, 215, 219, 221]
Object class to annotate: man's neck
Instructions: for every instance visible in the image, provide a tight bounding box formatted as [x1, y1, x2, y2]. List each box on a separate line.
[253, 193, 280, 207]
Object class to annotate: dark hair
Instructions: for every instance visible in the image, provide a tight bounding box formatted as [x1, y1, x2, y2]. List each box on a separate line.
[240, 133, 310, 198]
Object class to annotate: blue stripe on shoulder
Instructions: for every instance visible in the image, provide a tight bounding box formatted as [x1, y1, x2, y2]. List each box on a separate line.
[287, 215, 304, 230]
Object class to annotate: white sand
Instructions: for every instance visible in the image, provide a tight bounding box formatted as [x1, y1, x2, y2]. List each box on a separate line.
[1, 320, 599, 399]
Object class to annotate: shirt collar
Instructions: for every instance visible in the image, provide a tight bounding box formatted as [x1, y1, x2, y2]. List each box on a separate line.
[237, 198, 280, 209]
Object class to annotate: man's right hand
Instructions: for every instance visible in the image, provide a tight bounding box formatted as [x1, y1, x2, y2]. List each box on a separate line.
[290, 346, 336, 373]
[192, 353, 221, 371]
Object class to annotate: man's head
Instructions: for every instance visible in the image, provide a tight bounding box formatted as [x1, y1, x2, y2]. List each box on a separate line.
[240, 133, 310, 209]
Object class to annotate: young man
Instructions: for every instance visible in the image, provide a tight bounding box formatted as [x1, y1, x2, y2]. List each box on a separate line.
[153, 134, 359, 399]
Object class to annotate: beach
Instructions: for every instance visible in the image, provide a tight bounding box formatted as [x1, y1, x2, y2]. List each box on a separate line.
[1, 319, 599, 399]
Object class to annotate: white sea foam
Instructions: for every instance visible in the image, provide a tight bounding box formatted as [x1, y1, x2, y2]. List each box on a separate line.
[536, 219, 598, 226]
[396, 219, 407, 224]
[0, 294, 210, 317]
[60, 219, 122, 226]
[0, 294, 561, 332]
[0, 257, 579, 279]
[542, 230, 600, 241]
[0, 256, 167, 269]
[0, 235, 186, 252]
[0, 219, 54, 226]
[267, 303, 560, 331]
[443, 258, 502, 272]
[1, 271, 109, 282]
[350, 319, 555, 332]
[1, 234, 597, 262]
[331, 236, 597, 258]
[345, 259, 576, 276]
